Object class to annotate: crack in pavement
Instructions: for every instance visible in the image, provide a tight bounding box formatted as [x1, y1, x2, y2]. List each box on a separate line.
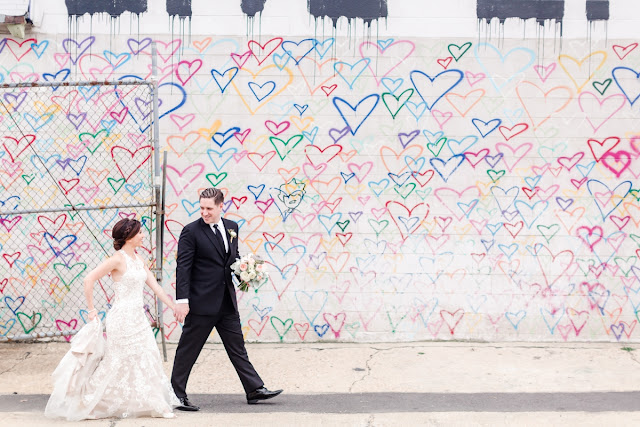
[624, 347, 640, 365]
[366, 414, 375, 426]
[349, 347, 382, 393]
[0, 351, 32, 376]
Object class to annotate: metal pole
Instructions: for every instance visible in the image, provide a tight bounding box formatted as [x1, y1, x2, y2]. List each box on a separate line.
[159, 152, 169, 361]
[150, 41, 168, 361]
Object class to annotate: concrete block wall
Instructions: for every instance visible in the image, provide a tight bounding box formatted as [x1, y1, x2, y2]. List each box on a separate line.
[0, 0, 639, 343]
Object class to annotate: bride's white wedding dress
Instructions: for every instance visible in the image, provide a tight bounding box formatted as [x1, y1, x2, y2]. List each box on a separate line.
[45, 250, 179, 420]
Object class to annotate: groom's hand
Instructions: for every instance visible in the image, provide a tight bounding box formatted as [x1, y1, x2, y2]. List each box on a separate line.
[175, 303, 189, 323]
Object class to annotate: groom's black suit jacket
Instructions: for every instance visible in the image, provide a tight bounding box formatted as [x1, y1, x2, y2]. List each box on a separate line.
[175, 217, 240, 315]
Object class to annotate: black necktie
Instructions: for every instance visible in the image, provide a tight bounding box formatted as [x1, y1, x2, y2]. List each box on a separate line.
[213, 224, 227, 253]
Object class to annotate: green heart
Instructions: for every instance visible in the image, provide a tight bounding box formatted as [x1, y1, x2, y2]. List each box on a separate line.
[21, 174, 36, 185]
[368, 219, 389, 237]
[78, 129, 109, 154]
[394, 182, 416, 199]
[381, 88, 414, 119]
[54, 263, 87, 288]
[269, 135, 304, 160]
[487, 169, 505, 182]
[592, 78, 612, 95]
[448, 42, 472, 61]
[206, 172, 228, 187]
[270, 316, 293, 341]
[630, 234, 640, 248]
[16, 312, 43, 334]
[141, 215, 156, 234]
[107, 177, 126, 194]
[629, 189, 640, 201]
[613, 256, 636, 277]
[386, 306, 409, 333]
[426, 137, 447, 157]
[336, 220, 350, 232]
[575, 258, 595, 276]
[41, 299, 65, 321]
[344, 321, 360, 338]
[415, 187, 432, 200]
[64, 203, 85, 219]
[537, 224, 560, 243]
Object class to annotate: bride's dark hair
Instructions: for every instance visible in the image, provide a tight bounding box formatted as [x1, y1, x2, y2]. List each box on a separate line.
[112, 218, 142, 250]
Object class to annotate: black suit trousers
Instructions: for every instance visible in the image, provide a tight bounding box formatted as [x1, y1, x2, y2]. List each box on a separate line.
[171, 308, 264, 397]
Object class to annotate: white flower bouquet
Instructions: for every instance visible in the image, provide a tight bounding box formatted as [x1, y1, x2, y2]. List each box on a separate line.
[230, 253, 269, 292]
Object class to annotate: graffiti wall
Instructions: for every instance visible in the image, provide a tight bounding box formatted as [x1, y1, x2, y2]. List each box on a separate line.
[1, 0, 640, 343]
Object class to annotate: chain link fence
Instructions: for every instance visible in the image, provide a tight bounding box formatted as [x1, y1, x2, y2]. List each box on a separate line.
[0, 80, 159, 342]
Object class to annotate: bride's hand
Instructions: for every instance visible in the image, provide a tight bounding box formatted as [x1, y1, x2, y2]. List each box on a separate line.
[88, 309, 97, 321]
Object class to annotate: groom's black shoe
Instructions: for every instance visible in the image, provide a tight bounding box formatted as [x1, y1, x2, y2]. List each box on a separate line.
[246, 386, 283, 404]
[176, 396, 200, 411]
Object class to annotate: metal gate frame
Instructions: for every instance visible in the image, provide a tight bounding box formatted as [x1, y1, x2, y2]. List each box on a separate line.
[0, 46, 168, 356]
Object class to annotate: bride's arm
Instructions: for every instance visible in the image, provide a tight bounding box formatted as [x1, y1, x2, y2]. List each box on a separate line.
[143, 265, 177, 312]
[83, 255, 121, 320]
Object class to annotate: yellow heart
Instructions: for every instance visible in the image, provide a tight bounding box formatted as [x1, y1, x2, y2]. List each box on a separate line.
[196, 119, 222, 140]
[264, 216, 281, 229]
[465, 313, 483, 332]
[244, 238, 263, 253]
[320, 236, 340, 252]
[558, 51, 607, 93]
[308, 266, 328, 283]
[344, 184, 365, 199]
[231, 65, 294, 115]
[243, 134, 268, 152]
[290, 116, 314, 132]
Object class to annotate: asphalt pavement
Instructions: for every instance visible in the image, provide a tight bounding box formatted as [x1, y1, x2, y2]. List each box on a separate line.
[1, 341, 640, 426]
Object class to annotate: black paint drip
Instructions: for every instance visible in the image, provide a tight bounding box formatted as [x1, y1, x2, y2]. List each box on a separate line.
[307, 0, 388, 28]
[167, 0, 192, 18]
[586, 0, 609, 21]
[241, 0, 267, 17]
[64, 0, 147, 17]
[476, 0, 565, 26]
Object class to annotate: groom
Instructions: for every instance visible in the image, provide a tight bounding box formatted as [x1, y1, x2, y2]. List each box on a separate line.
[171, 187, 282, 410]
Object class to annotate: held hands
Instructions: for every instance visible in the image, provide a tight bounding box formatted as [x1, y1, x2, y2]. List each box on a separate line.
[174, 303, 189, 323]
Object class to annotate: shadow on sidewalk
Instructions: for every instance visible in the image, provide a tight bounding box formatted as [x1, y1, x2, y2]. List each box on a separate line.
[2, 392, 640, 413]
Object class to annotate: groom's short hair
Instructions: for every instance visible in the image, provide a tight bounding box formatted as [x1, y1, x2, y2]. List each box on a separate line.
[200, 187, 224, 204]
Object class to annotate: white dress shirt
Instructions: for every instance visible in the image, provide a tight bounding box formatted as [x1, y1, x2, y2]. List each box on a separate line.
[176, 219, 228, 305]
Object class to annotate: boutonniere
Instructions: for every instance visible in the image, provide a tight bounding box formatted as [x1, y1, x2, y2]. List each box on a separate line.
[228, 229, 237, 243]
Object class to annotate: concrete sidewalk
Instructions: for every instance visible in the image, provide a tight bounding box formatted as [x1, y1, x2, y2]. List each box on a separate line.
[1, 341, 640, 426]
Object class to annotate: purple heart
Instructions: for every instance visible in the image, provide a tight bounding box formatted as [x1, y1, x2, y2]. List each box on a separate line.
[308, 252, 327, 269]
[55, 158, 72, 170]
[398, 130, 420, 148]
[134, 97, 161, 119]
[4, 92, 27, 111]
[329, 126, 350, 143]
[62, 36, 95, 65]
[502, 210, 519, 222]
[348, 211, 363, 222]
[66, 112, 86, 129]
[555, 197, 574, 211]
[57, 252, 76, 267]
[127, 37, 152, 55]
[484, 153, 504, 168]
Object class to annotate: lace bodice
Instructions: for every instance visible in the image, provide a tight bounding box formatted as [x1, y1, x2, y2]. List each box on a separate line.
[45, 249, 179, 421]
[112, 250, 147, 307]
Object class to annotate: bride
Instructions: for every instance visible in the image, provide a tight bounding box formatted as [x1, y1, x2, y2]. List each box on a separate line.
[45, 218, 180, 420]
